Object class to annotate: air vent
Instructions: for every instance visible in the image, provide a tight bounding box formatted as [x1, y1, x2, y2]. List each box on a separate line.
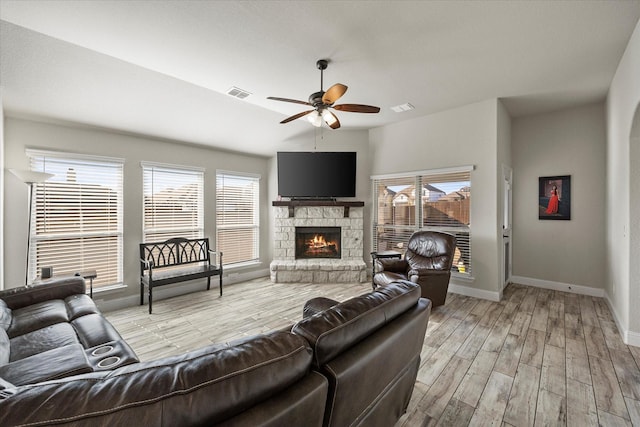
[390, 103, 415, 113]
[226, 86, 251, 100]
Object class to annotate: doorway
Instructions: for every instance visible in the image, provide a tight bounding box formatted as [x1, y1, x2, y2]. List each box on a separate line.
[501, 165, 513, 290]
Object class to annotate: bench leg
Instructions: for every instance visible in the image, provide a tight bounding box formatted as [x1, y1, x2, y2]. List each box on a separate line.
[219, 274, 223, 296]
[148, 286, 153, 314]
[140, 282, 144, 306]
[207, 276, 211, 291]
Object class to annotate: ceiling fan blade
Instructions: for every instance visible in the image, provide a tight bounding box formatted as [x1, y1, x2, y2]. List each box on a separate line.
[333, 104, 381, 113]
[280, 110, 315, 124]
[322, 83, 348, 105]
[324, 111, 341, 129]
[267, 97, 312, 106]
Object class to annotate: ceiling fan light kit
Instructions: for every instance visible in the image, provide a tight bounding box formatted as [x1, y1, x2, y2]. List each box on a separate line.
[268, 59, 380, 129]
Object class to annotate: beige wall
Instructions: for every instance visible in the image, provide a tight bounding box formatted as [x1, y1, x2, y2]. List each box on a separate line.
[607, 19, 640, 344]
[511, 103, 606, 292]
[3, 117, 271, 308]
[368, 99, 502, 299]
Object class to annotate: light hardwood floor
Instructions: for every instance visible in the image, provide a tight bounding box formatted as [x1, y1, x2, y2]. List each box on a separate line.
[104, 278, 640, 426]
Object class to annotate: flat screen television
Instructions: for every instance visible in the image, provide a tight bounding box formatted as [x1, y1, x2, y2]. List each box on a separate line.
[277, 151, 356, 199]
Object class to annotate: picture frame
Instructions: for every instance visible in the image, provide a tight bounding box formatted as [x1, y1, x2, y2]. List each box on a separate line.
[539, 175, 571, 220]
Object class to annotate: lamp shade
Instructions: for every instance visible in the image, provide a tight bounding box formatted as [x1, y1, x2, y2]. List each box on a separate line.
[9, 169, 54, 184]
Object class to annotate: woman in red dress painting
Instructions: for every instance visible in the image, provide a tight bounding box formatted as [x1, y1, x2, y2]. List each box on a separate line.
[545, 185, 559, 214]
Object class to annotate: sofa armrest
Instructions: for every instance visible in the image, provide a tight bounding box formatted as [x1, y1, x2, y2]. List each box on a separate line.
[0, 276, 86, 310]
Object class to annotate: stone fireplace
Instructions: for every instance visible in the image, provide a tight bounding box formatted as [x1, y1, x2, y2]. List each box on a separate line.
[270, 201, 367, 283]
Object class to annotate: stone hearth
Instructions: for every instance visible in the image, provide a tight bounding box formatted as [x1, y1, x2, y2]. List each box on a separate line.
[270, 203, 367, 283]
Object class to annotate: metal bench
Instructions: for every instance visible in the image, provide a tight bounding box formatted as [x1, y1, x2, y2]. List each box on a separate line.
[139, 237, 223, 314]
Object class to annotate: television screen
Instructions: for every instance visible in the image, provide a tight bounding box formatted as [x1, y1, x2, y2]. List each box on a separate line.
[277, 152, 356, 199]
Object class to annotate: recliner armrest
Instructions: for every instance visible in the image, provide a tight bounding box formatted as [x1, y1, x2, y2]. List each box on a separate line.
[407, 268, 451, 278]
[408, 268, 450, 282]
[375, 258, 408, 274]
[0, 277, 86, 310]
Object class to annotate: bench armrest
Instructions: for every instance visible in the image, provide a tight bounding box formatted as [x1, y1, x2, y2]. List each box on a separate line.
[208, 250, 223, 267]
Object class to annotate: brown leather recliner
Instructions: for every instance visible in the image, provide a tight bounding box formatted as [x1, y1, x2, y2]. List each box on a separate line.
[372, 231, 457, 307]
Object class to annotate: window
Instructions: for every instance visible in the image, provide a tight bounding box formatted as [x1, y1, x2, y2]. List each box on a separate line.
[372, 166, 473, 276]
[28, 150, 124, 289]
[142, 163, 204, 242]
[216, 171, 260, 266]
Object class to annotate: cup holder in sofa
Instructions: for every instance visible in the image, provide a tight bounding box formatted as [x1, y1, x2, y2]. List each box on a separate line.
[97, 356, 121, 369]
[91, 345, 114, 356]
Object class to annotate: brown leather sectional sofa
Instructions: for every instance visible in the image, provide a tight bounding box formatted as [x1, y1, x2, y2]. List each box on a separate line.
[0, 276, 431, 426]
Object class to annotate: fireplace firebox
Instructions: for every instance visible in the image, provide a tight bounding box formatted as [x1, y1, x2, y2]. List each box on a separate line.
[295, 227, 341, 259]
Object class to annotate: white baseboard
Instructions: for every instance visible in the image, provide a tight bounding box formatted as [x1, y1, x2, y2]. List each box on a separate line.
[510, 275, 605, 298]
[625, 330, 640, 348]
[448, 281, 501, 302]
[604, 293, 640, 347]
[96, 268, 270, 313]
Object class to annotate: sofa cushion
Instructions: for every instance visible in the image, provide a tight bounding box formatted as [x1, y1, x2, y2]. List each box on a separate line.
[0, 328, 9, 365]
[7, 299, 69, 338]
[0, 299, 11, 330]
[9, 322, 80, 361]
[292, 280, 421, 366]
[0, 343, 92, 386]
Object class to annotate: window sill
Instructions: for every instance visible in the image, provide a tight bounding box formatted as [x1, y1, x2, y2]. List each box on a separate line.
[451, 273, 475, 283]
[92, 282, 127, 295]
[224, 260, 261, 270]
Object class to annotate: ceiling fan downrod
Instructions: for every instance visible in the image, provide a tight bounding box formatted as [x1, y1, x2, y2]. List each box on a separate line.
[317, 59, 328, 92]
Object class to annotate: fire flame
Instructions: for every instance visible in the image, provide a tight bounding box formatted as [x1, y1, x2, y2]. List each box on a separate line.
[308, 234, 331, 248]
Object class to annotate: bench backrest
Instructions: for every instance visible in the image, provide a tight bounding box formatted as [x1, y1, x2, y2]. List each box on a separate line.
[140, 238, 210, 273]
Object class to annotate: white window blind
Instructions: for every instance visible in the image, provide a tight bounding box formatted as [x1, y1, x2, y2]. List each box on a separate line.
[29, 151, 124, 288]
[372, 166, 473, 276]
[216, 171, 260, 266]
[142, 163, 204, 242]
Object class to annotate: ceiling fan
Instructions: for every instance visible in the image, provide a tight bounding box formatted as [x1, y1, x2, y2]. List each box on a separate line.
[267, 59, 380, 129]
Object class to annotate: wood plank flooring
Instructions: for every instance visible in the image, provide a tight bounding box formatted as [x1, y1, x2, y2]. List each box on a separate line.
[104, 279, 640, 426]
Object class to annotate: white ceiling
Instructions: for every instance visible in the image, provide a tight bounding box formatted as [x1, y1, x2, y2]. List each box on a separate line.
[1, 1, 639, 157]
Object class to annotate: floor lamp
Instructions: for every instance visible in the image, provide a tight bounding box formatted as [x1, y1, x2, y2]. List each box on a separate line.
[9, 169, 54, 287]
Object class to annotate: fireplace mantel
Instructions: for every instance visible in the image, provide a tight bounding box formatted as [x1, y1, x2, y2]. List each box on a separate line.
[272, 200, 364, 218]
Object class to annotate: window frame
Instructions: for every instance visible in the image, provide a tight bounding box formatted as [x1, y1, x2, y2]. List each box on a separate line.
[141, 161, 205, 243]
[215, 170, 260, 268]
[371, 165, 474, 277]
[27, 149, 124, 290]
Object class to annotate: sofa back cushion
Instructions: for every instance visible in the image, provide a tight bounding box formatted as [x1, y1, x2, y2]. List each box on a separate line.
[405, 230, 456, 270]
[0, 277, 86, 310]
[291, 280, 422, 366]
[0, 331, 316, 426]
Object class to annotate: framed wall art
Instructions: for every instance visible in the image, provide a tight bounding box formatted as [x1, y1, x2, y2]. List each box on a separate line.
[539, 175, 571, 220]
